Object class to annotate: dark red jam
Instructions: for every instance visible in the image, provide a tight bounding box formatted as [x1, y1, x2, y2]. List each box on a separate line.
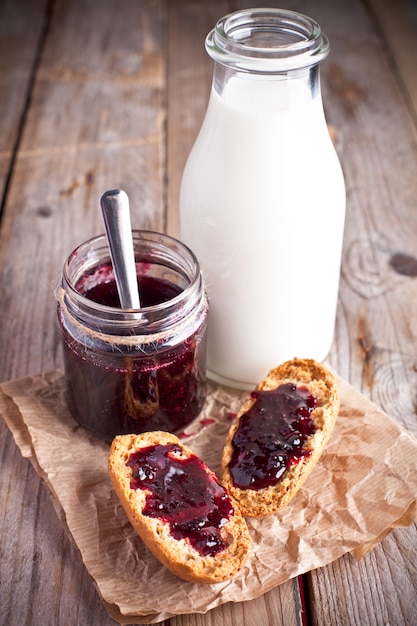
[127, 443, 234, 557]
[229, 383, 317, 490]
[80, 270, 182, 308]
[60, 264, 207, 440]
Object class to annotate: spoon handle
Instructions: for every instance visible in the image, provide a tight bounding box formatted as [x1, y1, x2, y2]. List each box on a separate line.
[100, 189, 141, 309]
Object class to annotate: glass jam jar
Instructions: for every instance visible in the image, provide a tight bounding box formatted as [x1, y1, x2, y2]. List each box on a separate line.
[180, 8, 346, 389]
[57, 230, 208, 440]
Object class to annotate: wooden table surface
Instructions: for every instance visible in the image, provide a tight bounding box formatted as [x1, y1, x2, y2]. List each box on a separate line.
[1, 0, 417, 624]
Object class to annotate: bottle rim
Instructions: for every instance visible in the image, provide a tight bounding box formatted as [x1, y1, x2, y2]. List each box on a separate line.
[60, 230, 204, 334]
[205, 8, 329, 72]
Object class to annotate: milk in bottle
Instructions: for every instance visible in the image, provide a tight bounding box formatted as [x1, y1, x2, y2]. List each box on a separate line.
[180, 9, 346, 389]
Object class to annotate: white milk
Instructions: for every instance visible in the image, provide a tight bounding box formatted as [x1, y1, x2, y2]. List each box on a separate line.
[180, 77, 345, 388]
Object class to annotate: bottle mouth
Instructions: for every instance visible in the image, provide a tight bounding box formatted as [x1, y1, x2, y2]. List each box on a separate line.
[205, 8, 329, 72]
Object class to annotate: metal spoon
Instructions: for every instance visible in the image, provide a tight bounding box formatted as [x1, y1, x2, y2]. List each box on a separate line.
[100, 189, 141, 309]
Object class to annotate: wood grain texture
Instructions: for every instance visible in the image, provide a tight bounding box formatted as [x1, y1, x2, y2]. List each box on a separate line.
[0, 0, 168, 382]
[366, 0, 417, 125]
[0, 1, 167, 624]
[0, 0, 48, 201]
[166, 0, 229, 237]
[1, 0, 417, 624]
[170, 577, 304, 626]
[308, 526, 417, 626]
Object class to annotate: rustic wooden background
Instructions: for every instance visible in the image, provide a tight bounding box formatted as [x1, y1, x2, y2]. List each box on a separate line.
[1, 0, 416, 624]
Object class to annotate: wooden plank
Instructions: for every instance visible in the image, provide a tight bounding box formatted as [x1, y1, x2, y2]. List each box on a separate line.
[166, 0, 229, 237]
[366, 0, 417, 124]
[308, 526, 417, 625]
[0, 0, 47, 202]
[0, 0, 168, 382]
[0, 0, 168, 624]
[170, 577, 304, 626]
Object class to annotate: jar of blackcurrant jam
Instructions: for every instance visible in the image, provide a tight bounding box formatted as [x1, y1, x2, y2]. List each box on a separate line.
[57, 231, 208, 440]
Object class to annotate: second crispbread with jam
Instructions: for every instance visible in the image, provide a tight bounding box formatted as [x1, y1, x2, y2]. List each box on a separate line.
[221, 358, 340, 517]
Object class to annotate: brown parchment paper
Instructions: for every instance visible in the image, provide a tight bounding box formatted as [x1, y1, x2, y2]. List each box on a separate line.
[1, 369, 417, 625]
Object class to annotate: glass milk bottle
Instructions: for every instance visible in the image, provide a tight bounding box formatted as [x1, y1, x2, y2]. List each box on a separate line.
[180, 8, 345, 389]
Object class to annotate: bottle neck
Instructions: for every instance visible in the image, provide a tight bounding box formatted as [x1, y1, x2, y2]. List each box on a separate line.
[206, 8, 327, 110]
[212, 62, 320, 109]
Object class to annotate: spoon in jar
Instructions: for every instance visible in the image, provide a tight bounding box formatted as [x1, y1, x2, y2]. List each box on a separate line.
[100, 189, 141, 309]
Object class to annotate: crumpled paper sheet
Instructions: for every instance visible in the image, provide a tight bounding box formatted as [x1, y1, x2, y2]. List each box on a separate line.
[1, 369, 417, 625]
